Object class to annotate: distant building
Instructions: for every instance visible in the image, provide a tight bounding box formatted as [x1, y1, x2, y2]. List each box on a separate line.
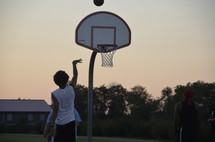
[0, 99, 51, 125]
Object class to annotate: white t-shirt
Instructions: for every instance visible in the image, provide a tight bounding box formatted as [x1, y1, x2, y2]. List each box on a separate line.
[52, 85, 75, 125]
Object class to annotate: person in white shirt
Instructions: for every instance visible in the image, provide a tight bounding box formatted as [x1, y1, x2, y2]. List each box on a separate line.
[43, 107, 82, 142]
[50, 59, 82, 142]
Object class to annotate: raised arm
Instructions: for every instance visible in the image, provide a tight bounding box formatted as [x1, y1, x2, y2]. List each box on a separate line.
[69, 59, 82, 87]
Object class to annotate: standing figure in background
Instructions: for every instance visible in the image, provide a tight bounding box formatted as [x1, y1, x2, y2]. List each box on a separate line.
[174, 89, 200, 142]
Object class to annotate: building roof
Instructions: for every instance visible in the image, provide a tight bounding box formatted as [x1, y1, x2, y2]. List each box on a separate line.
[0, 99, 52, 112]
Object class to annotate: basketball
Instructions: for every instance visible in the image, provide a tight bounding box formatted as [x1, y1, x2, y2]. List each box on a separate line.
[93, 0, 104, 6]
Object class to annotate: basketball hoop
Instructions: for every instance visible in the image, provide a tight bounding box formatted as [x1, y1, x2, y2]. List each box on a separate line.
[75, 12, 131, 142]
[97, 44, 117, 67]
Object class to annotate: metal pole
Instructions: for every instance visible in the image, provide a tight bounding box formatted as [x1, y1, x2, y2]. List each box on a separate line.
[88, 51, 97, 142]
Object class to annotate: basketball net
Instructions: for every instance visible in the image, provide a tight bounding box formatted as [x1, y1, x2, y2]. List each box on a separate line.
[101, 50, 116, 67]
[98, 44, 117, 67]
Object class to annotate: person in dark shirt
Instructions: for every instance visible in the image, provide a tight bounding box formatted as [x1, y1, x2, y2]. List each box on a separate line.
[174, 89, 200, 142]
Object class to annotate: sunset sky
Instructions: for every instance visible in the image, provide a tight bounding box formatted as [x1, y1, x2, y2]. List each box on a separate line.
[1, 0, 215, 104]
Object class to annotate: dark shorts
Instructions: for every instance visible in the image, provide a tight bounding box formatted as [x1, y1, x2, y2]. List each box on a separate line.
[178, 128, 197, 142]
[54, 121, 75, 142]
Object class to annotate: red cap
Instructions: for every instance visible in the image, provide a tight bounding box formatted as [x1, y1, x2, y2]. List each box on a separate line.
[184, 89, 194, 106]
[184, 89, 194, 98]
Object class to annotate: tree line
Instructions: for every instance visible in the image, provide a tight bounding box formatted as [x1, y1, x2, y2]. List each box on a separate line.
[74, 80, 215, 141]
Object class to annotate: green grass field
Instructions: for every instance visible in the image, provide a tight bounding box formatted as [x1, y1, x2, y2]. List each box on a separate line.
[0, 134, 170, 142]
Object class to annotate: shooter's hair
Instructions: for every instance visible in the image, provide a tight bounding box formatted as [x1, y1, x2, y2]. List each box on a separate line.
[53, 70, 69, 87]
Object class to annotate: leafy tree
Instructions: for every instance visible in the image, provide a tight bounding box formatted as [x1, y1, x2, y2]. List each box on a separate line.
[160, 81, 215, 119]
[160, 87, 173, 111]
[158, 87, 175, 118]
[126, 85, 158, 120]
[74, 81, 215, 139]
[93, 85, 109, 120]
[106, 84, 127, 118]
[74, 84, 88, 121]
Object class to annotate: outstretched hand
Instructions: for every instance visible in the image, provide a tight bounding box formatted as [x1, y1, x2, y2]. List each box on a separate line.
[73, 59, 82, 65]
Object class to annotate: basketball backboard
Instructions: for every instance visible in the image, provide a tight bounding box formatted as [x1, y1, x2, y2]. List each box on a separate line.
[75, 11, 131, 53]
